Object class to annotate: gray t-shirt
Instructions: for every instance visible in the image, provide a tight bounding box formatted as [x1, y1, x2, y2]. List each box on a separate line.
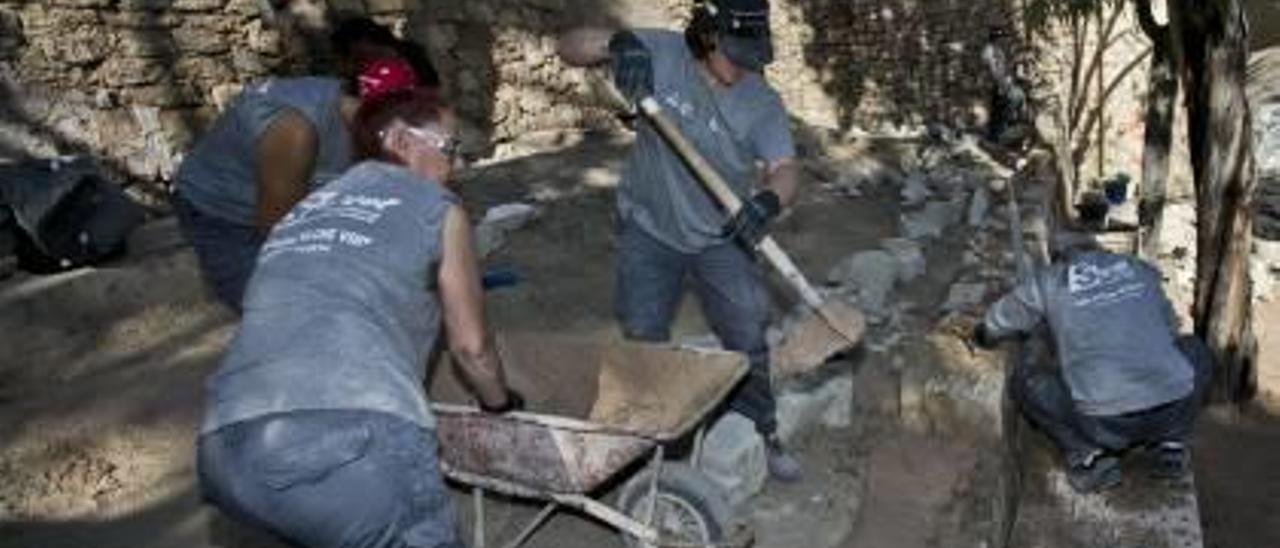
[202, 161, 456, 433]
[983, 251, 1194, 416]
[620, 29, 796, 253]
[176, 77, 354, 226]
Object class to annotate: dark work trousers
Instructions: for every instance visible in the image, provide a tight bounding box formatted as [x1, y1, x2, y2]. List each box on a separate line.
[173, 194, 264, 314]
[1010, 335, 1214, 460]
[197, 410, 462, 548]
[614, 220, 778, 435]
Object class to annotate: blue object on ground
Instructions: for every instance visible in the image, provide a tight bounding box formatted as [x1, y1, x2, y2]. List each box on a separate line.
[482, 267, 520, 290]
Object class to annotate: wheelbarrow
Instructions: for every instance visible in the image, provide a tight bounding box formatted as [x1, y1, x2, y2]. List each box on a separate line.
[428, 332, 752, 548]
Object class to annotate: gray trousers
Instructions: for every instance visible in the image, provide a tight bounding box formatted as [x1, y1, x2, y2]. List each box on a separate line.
[614, 220, 778, 435]
[1011, 335, 1213, 460]
[197, 410, 462, 548]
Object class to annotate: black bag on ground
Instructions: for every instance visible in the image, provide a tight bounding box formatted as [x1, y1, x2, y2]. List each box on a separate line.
[0, 157, 147, 273]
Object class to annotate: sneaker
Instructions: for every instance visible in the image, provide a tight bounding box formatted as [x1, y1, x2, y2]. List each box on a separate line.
[1066, 450, 1122, 494]
[764, 434, 803, 483]
[1152, 441, 1190, 480]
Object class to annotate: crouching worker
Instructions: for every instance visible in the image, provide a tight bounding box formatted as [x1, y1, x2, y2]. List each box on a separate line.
[196, 83, 520, 547]
[974, 235, 1212, 494]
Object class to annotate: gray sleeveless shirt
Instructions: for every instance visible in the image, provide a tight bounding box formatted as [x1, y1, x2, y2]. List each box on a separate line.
[202, 161, 456, 433]
[176, 77, 353, 226]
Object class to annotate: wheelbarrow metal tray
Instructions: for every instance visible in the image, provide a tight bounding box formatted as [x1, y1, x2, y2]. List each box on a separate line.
[429, 333, 748, 494]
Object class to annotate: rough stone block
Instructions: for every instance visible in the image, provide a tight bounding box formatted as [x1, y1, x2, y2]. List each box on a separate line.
[880, 237, 926, 283]
[776, 372, 855, 443]
[49, 0, 112, 8]
[826, 249, 899, 315]
[901, 198, 965, 240]
[171, 0, 227, 11]
[172, 25, 229, 54]
[941, 281, 988, 312]
[98, 57, 168, 86]
[699, 412, 767, 507]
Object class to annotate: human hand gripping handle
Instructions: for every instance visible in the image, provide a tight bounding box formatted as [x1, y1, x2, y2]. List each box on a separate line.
[608, 31, 653, 103]
[723, 189, 782, 247]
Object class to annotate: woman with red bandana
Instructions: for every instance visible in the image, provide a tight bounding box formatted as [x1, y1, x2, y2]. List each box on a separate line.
[174, 58, 422, 313]
[197, 73, 518, 548]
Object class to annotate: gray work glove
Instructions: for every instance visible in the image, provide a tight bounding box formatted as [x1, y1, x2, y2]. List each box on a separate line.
[723, 190, 781, 247]
[608, 30, 653, 102]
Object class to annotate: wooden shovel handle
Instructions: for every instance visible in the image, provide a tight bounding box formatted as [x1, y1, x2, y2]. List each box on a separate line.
[633, 98, 826, 310]
[636, 98, 745, 213]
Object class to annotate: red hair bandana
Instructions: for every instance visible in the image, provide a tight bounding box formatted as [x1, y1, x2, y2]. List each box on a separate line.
[357, 57, 420, 102]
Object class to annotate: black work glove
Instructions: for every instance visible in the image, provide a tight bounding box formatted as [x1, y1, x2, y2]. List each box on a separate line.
[723, 190, 782, 247]
[972, 322, 999, 349]
[479, 388, 525, 414]
[608, 30, 653, 103]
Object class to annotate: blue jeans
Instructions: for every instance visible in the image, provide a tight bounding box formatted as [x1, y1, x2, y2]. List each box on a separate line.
[197, 410, 462, 548]
[174, 195, 263, 313]
[1011, 335, 1214, 460]
[614, 220, 777, 435]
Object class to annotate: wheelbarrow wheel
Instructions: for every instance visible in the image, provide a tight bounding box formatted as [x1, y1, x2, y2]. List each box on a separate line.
[617, 462, 734, 548]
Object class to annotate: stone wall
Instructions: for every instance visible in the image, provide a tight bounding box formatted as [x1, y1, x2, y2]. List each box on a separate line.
[0, 0, 1022, 192]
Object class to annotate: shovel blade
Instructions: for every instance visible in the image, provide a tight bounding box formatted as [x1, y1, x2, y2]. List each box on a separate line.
[771, 301, 866, 379]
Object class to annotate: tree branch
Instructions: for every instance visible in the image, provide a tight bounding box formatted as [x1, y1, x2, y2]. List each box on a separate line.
[1072, 45, 1155, 163]
[1069, 2, 1126, 129]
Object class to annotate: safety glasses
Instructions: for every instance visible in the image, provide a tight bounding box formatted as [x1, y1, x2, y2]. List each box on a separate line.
[402, 125, 461, 159]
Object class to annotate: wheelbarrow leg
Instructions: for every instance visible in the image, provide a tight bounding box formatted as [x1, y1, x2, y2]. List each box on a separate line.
[502, 502, 558, 548]
[644, 446, 665, 529]
[473, 487, 486, 548]
[691, 425, 707, 469]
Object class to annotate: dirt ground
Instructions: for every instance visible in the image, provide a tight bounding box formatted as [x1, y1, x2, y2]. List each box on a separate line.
[3, 130, 1277, 548]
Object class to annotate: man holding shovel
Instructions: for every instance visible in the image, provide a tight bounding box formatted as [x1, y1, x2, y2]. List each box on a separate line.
[559, 0, 803, 480]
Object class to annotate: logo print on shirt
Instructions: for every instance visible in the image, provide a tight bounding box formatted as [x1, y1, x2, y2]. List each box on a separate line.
[1068, 260, 1145, 307]
[277, 191, 402, 229]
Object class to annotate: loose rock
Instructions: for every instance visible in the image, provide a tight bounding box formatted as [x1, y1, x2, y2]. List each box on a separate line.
[826, 250, 899, 317]
[967, 186, 991, 227]
[880, 238, 926, 283]
[700, 412, 767, 507]
[942, 281, 989, 312]
[902, 199, 966, 240]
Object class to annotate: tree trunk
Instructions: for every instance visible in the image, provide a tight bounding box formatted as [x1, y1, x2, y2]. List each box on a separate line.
[1136, 0, 1178, 261]
[1169, 0, 1258, 401]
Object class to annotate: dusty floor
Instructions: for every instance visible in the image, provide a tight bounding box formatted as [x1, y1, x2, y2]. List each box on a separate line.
[3, 131, 1277, 548]
[1194, 407, 1280, 548]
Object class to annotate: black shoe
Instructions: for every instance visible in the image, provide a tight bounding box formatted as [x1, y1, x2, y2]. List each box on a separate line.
[1066, 450, 1122, 494]
[1152, 441, 1190, 480]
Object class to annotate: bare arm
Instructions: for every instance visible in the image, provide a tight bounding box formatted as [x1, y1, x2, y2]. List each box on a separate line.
[763, 160, 800, 208]
[557, 27, 615, 67]
[438, 204, 510, 408]
[255, 110, 318, 234]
